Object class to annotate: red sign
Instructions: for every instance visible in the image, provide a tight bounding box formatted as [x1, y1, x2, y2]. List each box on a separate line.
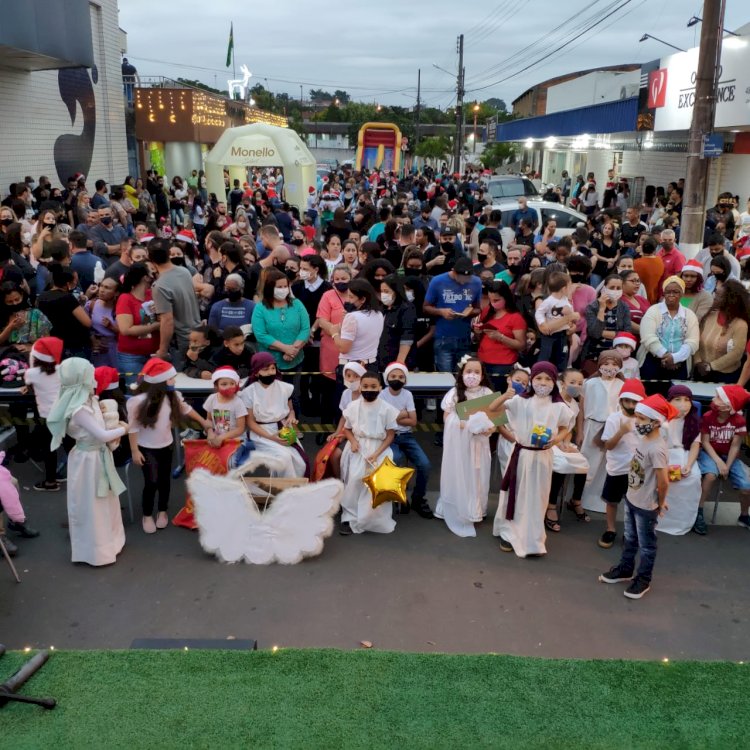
[648, 69, 668, 109]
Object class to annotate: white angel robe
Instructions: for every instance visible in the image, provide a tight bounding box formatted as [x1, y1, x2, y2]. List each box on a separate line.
[435, 385, 493, 537]
[552, 397, 589, 476]
[340, 396, 400, 534]
[241, 380, 306, 478]
[67, 402, 127, 566]
[580, 376, 623, 513]
[494, 394, 573, 557]
[657, 417, 701, 535]
[497, 433, 515, 479]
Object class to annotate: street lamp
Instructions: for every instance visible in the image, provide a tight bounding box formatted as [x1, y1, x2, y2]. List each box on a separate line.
[473, 104, 479, 154]
[687, 15, 739, 36]
[638, 33, 686, 52]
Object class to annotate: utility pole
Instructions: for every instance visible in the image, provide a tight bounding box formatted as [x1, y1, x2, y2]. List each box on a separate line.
[453, 34, 464, 173]
[415, 68, 421, 149]
[681, 0, 725, 258]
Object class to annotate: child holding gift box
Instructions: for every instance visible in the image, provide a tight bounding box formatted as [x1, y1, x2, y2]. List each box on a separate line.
[435, 356, 495, 538]
[492, 362, 573, 557]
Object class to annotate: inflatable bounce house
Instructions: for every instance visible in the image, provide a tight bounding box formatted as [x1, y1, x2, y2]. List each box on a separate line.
[355, 122, 402, 172]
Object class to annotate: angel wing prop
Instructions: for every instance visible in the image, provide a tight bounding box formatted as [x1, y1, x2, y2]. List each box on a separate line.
[188, 455, 343, 565]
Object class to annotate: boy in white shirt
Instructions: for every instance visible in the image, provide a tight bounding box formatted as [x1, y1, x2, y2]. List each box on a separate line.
[534, 270, 580, 372]
[613, 332, 641, 380]
[378, 363, 433, 518]
[598, 379, 645, 549]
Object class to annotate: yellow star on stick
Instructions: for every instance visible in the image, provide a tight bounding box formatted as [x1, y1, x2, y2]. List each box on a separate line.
[363, 457, 415, 508]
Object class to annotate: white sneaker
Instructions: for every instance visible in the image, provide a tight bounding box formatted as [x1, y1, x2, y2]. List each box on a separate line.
[142, 516, 157, 534]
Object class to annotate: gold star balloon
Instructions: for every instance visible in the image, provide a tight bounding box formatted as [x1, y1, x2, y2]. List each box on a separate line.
[363, 457, 415, 508]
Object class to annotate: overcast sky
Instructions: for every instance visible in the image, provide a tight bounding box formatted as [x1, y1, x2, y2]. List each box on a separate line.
[119, 0, 748, 109]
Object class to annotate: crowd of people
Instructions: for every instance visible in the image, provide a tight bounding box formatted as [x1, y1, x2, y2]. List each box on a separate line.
[1, 165, 750, 601]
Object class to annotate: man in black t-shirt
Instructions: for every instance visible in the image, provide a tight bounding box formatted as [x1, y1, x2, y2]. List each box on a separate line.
[477, 209, 503, 249]
[620, 207, 648, 254]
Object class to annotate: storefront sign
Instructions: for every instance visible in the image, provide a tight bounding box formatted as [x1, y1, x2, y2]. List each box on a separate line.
[653, 38, 750, 131]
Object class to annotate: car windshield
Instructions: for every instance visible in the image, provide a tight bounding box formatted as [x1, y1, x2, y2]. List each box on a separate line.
[487, 179, 537, 201]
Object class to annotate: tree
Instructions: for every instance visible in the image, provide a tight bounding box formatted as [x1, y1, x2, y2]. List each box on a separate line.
[484, 97, 507, 113]
[333, 89, 350, 105]
[309, 89, 333, 103]
[176, 78, 227, 96]
[415, 136, 452, 161]
[479, 142, 516, 171]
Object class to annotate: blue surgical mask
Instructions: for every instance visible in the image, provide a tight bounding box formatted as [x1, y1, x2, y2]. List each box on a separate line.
[511, 380, 526, 395]
[165, 384, 176, 392]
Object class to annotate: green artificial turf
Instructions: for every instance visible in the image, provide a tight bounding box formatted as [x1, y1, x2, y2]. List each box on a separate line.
[2, 648, 748, 749]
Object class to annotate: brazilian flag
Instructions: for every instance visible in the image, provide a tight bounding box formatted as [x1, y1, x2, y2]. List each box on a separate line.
[226, 22, 234, 68]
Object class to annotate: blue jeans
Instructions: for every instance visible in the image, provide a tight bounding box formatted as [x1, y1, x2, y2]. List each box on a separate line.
[618, 499, 658, 584]
[538, 331, 568, 373]
[433, 335, 470, 373]
[484, 363, 513, 393]
[390, 432, 431, 500]
[117, 351, 148, 388]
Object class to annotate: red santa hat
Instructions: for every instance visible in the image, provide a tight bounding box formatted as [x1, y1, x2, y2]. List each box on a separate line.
[736, 245, 750, 263]
[619, 378, 646, 402]
[211, 366, 240, 385]
[681, 259, 704, 277]
[613, 332, 638, 351]
[140, 233, 155, 244]
[140, 358, 176, 384]
[94, 366, 120, 396]
[716, 385, 750, 414]
[383, 362, 409, 381]
[175, 229, 197, 245]
[308, 186, 315, 193]
[31, 336, 63, 364]
[635, 394, 679, 424]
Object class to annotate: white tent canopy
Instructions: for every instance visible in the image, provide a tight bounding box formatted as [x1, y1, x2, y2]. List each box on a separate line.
[205, 123, 316, 215]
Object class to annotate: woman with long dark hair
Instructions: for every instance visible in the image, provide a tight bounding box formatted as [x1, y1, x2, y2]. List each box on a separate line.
[377, 273, 416, 370]
[474, 280, 527, 390]
[334, 277, 384, 369]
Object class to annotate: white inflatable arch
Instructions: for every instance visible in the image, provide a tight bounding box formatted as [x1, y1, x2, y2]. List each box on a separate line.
[205, 123, 316, 214]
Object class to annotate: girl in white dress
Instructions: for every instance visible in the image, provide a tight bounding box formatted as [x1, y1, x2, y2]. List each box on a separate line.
[497, 365, 530, 478]
[580, 350, 624, 515]
[241, 352, 308, 478]
[658, 384, 702, 535]
[492, 362, 573, 557]
[435, 356, 495, 537]
[546, 368, 590, 532]
[46, 358, 128, 566]
[340, 371, 400, 535]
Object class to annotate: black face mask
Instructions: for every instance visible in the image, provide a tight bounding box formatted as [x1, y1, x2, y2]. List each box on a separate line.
[343, 301, 357, 312]
[227, 289, 242, 302]
[387, 379, 405, 391]
[100, 216, 112, 226]
[291, 238, 304, 246]
[477, 252, 488, 260]
[441, 242, 455, 254]
[258, 374, 276, 385]
[5, 302, 29, 315]
[714, 273, 727, 282]
[361, 390, 379, 402]
[44, 223, 56, 230]
[405, 267, 423, 276]
[171, 257, 185, 266]
[334, 281, 349, 293]
[0, 218, 13, 227]
[285, 268, 297, 281]
[569, 273, 585, 283]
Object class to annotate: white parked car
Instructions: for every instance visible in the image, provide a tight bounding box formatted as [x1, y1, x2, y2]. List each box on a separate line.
[490, 199, 587, 250]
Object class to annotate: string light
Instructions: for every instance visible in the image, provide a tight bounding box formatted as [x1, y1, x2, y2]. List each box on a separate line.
[271, 645, 279, 653]
[662, 657, 669, 664]
[24, 647, 31, 653]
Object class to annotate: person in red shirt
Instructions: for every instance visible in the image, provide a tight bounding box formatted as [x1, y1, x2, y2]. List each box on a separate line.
[473, 280, 527, 391]
[694, 385, 750, 534]
[657, 229, 686, 293]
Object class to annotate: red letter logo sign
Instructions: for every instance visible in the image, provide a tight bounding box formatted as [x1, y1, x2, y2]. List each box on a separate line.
[648, 68, 668, 108]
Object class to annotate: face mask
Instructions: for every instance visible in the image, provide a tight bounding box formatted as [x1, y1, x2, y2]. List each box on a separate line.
[387, 379, 405, 391]
[285, 269, 297, 281]
[100, 216, 112, 226]
[477, 252, 488, 260]
[237, 222, 247, 229]
[218, 385, 238, 397]
[600, 365, 619, 378]
[258, 373, 276, 385]
[361, 390, 379, 402]
[491, 300, 505, 311]
[291, 238, 304, 246]
[5, 302, 29, 315]
[569, 273, 585, 283]
[405, 267, 422, 277]
[604, 289, 622, 301]
[405, 290, 415, 302]
[345, 379, 361, 391]
[636, 422, 656, 436]
[226, 289, 242, 302]
[380, 293, 394, 307]
[714, 273, 727, 282]
[165, 384, 176, 392]
[533, 384, 553, 397]
[511, 380, 526, 395]
[171, 257, 185, 266]
[615, 346, 632, 359]
[441, 242, 455, 253]
[299, 270, 311, 281]
[463, 372, 481, 388]
[565, 384, 581, 398]
[343, 301, 356, 312]
[0, 218, 13, 227]
[44, 222, 56, 230]
[334, 281, 349, 293]
[273, 287, 289, 300]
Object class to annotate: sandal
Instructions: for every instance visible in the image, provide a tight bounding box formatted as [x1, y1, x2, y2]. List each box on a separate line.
[566, 500, 590, 522]
[544, 509, 561, 533]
